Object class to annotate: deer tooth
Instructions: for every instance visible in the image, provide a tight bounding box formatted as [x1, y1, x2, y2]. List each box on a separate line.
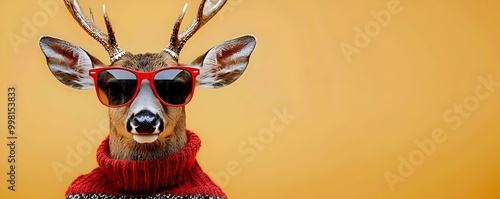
[133, 134, 159, 143]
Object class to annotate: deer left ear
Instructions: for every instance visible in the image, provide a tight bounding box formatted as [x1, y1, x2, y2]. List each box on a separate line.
[191, 35, 256, 88]
[39, 36, 105, 90]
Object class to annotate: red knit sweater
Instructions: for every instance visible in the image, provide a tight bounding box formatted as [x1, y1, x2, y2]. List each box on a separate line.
[66, 130, 226, 199]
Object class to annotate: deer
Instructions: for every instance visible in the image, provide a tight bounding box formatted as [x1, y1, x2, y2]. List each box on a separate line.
[39, 0, 256, 198]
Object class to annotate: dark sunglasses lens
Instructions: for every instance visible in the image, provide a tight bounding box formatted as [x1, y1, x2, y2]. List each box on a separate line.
[154, 69, 193, 105]
[97, 69, 137, 106]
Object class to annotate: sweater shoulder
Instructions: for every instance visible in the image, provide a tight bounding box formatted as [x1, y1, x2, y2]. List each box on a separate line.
[65, 167, 226, 198]
[164, 165, 226, 197]
[66, 167, 117, 196]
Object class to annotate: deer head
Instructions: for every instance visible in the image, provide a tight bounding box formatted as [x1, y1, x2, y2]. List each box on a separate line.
[39, 0, 256, 160]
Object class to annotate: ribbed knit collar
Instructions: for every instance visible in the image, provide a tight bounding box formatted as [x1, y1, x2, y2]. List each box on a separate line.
[97, 130, 200, 193]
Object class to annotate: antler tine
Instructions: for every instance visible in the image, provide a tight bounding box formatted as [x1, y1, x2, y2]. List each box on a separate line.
[102, 4, 124, 62]
[64, 0, 125, 63]
[165, 3, 188, 60]
[165, 0, 227, 60]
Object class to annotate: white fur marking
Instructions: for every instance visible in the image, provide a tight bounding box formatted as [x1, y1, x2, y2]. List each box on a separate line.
[126, 80, 164, 131]
[129, 80, 162, 115]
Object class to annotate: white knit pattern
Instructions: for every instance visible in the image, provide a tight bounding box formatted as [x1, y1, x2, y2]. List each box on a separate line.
[68, 194, 226, 199]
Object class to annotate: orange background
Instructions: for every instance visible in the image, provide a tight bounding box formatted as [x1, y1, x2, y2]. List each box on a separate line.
[1, 0, 500, 198]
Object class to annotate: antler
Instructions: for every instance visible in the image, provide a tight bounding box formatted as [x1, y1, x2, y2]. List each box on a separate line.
[164, 0, 227, 60]
[64, 0, 125, 63]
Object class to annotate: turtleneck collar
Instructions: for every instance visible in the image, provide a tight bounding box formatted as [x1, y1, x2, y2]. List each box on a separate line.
[97, 130, 200, 193]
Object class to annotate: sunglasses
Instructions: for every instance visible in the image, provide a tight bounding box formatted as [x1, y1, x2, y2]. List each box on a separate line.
[89, 66, 199, 108]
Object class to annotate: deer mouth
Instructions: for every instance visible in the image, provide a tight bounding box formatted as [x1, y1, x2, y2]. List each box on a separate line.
[132, 134, 160, 143]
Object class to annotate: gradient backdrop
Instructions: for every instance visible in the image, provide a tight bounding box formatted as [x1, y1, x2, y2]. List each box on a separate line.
[1, 0, 500, 198]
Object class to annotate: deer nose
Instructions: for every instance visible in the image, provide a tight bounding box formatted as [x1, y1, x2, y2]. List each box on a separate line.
[127, 110, 164, 134]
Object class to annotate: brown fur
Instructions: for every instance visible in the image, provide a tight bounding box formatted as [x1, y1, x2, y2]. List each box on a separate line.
[107, 51, 188, 160]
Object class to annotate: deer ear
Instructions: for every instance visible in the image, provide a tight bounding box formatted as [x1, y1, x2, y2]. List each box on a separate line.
[190, 35, 256, 88]
[39, 36, 105, 90]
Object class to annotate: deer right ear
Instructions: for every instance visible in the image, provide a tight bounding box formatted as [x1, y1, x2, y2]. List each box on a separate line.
[39, 36, 105, 90]
[190, 35, 256, 88]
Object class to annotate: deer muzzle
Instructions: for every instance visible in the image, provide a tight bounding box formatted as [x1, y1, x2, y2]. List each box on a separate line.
[127, 110, 164, 143]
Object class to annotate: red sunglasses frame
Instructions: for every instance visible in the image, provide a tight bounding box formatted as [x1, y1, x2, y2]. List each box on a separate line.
[89, 66, 200, 108]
